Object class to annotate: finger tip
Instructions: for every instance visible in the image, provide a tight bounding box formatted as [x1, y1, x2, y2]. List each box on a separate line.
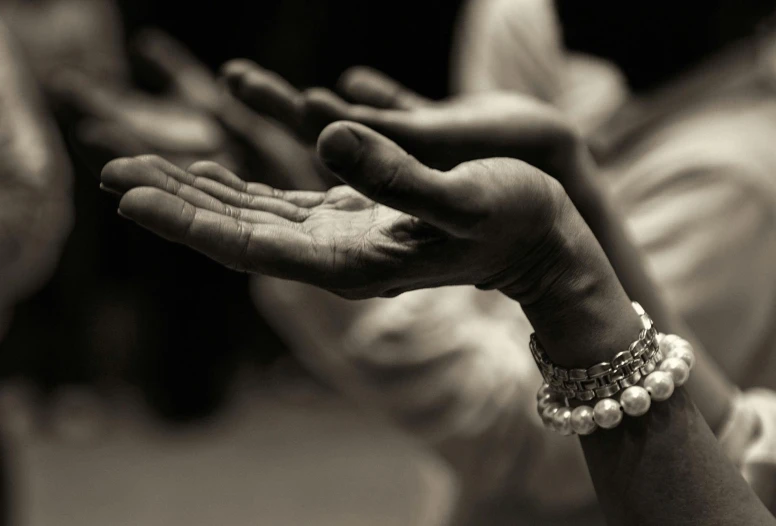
[220, 59, 255, 81]
[317, 122, 363, 170]
[304, 87, 343, 107]
[336, 65, 375, 92]
[100, 157, 135, 185]
[118, 186, 162, 218]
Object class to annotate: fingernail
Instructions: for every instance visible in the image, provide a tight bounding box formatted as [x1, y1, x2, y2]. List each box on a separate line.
[100, 183, 122, 196]
[318, 123, 362, 171]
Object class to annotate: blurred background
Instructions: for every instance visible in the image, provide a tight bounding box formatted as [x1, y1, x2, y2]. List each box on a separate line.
[4, 0, 776, 525]
[0, 1, 463, 524]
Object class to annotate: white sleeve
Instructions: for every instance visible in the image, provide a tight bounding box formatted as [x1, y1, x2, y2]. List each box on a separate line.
[719, 389, 776, 513]
[450, 0, 564, 101]
[622, 163, 776, 383]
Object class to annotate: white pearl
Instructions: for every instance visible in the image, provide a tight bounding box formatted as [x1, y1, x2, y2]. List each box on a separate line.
[660, 334, 682, 348]
[659, 357, 690, 386]
[570, 405, 597, 435]
[552, 407, 574, 436]
[593, 398, 623, 429]
[620, 386, 652, 416]
[667, 338, 691, 350]
[644, 371, 675, 401]
[537, 394, 556, 413]
[536, 384, 552, 401]
[666, 347, 695, 370]
[541, 403, 562, 426]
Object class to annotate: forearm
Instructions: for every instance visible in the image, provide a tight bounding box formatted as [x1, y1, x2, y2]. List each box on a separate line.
[503, 201, 775, 525]
[569, 150, 733, 431]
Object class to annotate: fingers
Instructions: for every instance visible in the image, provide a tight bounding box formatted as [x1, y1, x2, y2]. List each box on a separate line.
[132, 28, 219, 111]
[212, 95, 331, 191]
[186, 161, 327, 207]
[101, 156, 313, 221]
[72, 120, 148, 174]
[303, 88, 421, 143]
[337, 66, 431, 109]
[221, 59, 303, 133]
[118, 187, 318, 277]
[317, 122, 480, 236]
[48, 69, 121, 121]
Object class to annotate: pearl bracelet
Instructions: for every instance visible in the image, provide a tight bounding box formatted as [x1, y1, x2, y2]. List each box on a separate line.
[536, 333, 695, 436]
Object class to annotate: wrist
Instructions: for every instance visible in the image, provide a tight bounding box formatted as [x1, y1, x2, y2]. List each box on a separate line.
[499, 196, 642, 367]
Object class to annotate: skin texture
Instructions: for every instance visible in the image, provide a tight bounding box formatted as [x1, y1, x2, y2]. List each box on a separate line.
[101, 129, 568, 302]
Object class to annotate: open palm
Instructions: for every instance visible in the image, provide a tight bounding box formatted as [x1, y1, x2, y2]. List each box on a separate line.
[102, 122, 566, 300]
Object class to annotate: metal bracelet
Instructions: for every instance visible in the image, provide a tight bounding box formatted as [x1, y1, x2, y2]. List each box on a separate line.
[529, 302, 662, 402]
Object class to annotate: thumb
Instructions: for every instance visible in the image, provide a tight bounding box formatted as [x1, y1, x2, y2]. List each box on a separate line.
[317, 122, 480, 237]
[337, 66, 431, 109]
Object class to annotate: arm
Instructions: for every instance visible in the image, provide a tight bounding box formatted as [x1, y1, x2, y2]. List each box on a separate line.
[102, 120, 776, 525]
[569, 152, 736, 431]
[508, 200, 775, 526]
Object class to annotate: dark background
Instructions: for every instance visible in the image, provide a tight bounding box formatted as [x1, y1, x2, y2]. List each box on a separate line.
[0, 0, 465, 423]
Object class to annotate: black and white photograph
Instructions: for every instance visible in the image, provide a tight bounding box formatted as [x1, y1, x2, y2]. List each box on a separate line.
[0, 1, 775, 524]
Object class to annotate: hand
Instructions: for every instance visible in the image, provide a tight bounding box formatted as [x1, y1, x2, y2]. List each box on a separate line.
[48, 28, 237, 173]
[51, 29, 326, 191]
[221, 63, 594, 201]
[102, 119, 580, 298]
[102, 121, 636, 364]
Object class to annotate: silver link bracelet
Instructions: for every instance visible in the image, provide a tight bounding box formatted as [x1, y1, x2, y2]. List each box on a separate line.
[529, 302, 662, 401]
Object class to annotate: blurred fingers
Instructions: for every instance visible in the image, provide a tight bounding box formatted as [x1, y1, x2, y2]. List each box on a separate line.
[132, 28, 219, 111]
[220, 59, 303, 133]
[48, 69, 122, 121]
[72, 120, 148, 175]
[337, 66, 431, 109]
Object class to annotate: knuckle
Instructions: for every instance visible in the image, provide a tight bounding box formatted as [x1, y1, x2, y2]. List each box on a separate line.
[442, 171, 492, 237]
[373, 154, 411, 200]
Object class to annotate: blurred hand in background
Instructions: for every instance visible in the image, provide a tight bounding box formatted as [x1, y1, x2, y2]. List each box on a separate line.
[51, 28, 326, 193]
[220, 61, 595, 202]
